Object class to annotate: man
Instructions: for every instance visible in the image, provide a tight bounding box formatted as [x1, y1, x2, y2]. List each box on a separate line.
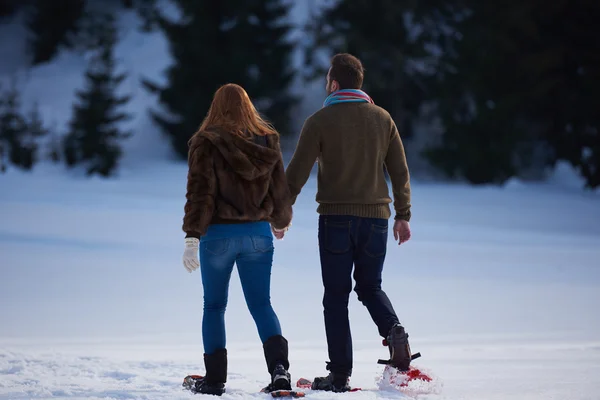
[283, 53, 414, 392]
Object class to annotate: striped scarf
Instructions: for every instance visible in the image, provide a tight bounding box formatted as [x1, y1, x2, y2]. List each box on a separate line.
[323, 89, 374, 107]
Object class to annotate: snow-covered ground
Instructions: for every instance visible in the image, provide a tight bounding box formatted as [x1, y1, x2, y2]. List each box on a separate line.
[1, 163, 599, 399]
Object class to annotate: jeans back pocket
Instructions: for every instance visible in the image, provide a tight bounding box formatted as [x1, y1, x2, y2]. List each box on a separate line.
[364, 223, 388, 258]
[322, 219, 352, 254]
[204, 238, 230, 256]
[251, 235, 274, 253]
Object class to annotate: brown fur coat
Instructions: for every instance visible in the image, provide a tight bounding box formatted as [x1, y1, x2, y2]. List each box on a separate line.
[182, 129, 293, 238]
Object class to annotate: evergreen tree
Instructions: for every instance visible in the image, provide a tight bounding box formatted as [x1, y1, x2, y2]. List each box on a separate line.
[420, 0, 600, 188]
[63, 13, 132, 177]
[143, 0, 297, 159]
[26, 102, 49, 139]
[0, 84, 39, 171]
[1, 0, 155, 65]
[25, 0, 86, 65]
[24, 102, 50, 166]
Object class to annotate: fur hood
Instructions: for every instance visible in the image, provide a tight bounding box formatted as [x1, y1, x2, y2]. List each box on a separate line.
[190, 129, 281, 181]
[183, 128, 292, 237]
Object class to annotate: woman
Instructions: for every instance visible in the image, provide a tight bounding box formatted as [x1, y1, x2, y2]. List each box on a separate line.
[181, 83, 293, 396]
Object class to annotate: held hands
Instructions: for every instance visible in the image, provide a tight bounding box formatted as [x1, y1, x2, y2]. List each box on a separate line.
[393, 220, 411, 245]
[183, 237, 200, 273]
[271, 223, 291, 240]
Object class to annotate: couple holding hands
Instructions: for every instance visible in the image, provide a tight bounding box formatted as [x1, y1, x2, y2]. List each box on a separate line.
[182, 53, 413, 395]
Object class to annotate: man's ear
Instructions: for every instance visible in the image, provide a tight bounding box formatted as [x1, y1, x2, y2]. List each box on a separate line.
[332, 80, 340, 92]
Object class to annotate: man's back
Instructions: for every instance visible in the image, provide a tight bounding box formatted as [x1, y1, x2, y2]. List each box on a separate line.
[283, 54, 415, 389]
[286, 101, 411, 221]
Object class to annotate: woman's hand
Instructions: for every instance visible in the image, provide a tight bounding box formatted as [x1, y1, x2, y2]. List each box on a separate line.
[183, 237, 200, 273]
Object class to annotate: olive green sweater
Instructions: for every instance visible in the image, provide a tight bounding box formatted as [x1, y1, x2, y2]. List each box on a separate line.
[285, 102, 411, 221]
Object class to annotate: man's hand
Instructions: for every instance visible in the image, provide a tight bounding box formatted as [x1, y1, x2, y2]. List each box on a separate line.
[183, 237, 200, 273]
[393, 220, 411, 245]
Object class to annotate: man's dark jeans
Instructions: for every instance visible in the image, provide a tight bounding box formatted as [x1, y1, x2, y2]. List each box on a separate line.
[318, 215, 400, 377]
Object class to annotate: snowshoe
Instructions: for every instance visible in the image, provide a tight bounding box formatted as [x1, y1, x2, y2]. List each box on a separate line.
[262, 388, 305, 398]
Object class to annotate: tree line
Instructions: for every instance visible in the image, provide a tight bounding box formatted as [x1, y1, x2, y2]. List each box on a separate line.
[0, 0, 598, 188]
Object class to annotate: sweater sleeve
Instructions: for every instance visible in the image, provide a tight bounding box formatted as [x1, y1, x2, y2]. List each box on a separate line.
[285, 116, 320, 205]
[384, 121, 412, 221]
[182, 138, 217, 238]
[267, 137, 293, 230]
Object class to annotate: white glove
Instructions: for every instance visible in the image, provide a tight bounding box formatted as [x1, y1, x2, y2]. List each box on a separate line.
[183, 237, 200, 273]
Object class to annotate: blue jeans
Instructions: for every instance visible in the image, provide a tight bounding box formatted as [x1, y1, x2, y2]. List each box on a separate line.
[318, 215, 400, 376]
[199, 222, 282, 355]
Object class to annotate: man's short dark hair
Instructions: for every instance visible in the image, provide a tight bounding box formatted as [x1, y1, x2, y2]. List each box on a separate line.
[330, 53, 364, 89]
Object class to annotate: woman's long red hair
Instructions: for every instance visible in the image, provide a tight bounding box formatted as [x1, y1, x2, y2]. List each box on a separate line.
[194, 83, 278, 140]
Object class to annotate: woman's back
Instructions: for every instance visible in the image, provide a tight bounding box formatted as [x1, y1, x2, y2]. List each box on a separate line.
[182, 128, 292, 239]
[180, 83, 294, 396]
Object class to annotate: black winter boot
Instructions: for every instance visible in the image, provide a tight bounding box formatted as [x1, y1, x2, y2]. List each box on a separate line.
[387, 324, 411, 371]
[311, 370, 351, 393]
[195, 348, 227, 396]
[262, 335, 292, 392]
